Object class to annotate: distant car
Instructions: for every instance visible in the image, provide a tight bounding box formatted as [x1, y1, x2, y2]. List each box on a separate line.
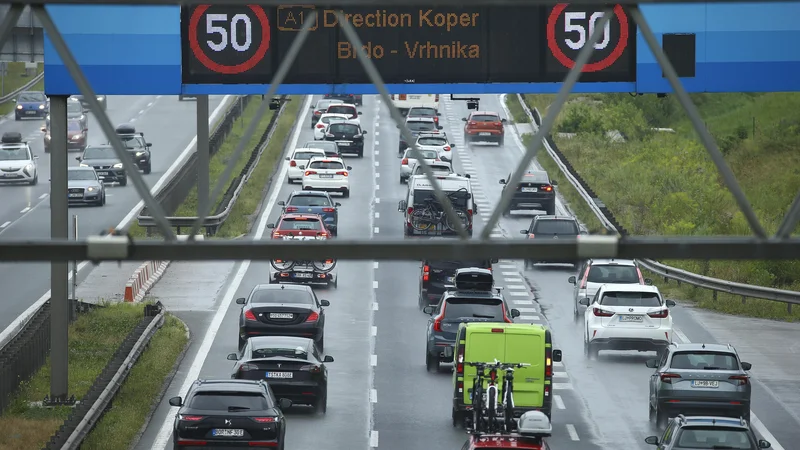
[500, 170, 557, 215]
[43, 119, 87, 153]
[169, 379, 290, 450]
[286, 147, 326, 184]
[324, 103, 361, 124]
[400, 148, 440, 184]
[14, 91, 48, 120]
[66, 166, 105, 206]
[324, 93, 363, 106]
[229, 335, 333, 412]
[236, 283, 329, 349]
[520, 215, 579, 266]
[463, 110, 507, 145]
[0, 132, 38, 185]
[301, 156, 352, 197]
[399, 117, 442, 153]
[569, 259, 652, 316]
[310, 99, 341, 127]
[313, 113, 350, 140]
[645, 415, 770, 450]
[322, 121, 366, 158]
[113, 123, 152, 174]
[72, 94, 107, 111]
[77, 145, 127, 186]
[301, 140, 340, 158]
[415, 132, 454, 161]
[278, 190, 341, 236]
[67, 97, 88, 129]
[407, 106, 441, 126]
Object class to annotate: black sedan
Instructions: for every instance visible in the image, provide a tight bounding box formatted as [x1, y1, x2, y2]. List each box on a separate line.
[237, 284, 330, 350]
[228, 336, 334, 413]
[169, 379, 291, 449]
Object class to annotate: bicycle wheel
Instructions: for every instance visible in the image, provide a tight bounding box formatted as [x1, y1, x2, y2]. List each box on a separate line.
[411, 208, 436, 231]
[472, 385, 484, 432]
[487, 385, 497, 433]
[445, 209, 470, 232]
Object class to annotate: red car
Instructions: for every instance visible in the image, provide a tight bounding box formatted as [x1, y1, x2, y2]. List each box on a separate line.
[462, 111, 507, 146]
[463, 434, 548, 450]
[267, 213, 331, 239]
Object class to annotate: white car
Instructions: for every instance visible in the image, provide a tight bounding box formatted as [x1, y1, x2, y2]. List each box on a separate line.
[415, 132, 455, 161]
[581, 284, 676, 358]
[569, 259, 652, 316]
[410, 161, 455, 177]
[302, 156, 352, 198]
[286, 147, 326, 184]
[0, 132, 38, 185]
[324, 103, 361, 125]
[313, 113, 350, 140]
[399, 148, 440, 184]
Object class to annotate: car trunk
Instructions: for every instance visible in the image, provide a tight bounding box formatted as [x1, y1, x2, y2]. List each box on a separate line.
[599, 305, 666, 328]
[426, 260, 492, 290]
[517, 180, 551, 194]
[238, 357, 317, 383]
[669, 369, 747, 400]
[179, 411, 279, 441]
[250, 304, 313, 325]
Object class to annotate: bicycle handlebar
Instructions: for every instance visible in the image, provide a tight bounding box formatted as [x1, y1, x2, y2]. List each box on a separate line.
[465, 360, 529, 370]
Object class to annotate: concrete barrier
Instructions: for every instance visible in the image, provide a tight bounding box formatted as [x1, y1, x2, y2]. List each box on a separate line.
[123, 235, 203, 302]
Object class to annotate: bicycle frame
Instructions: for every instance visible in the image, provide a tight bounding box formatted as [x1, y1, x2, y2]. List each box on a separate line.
[503, 368, 516, 432]
[485, 367, 501, 433]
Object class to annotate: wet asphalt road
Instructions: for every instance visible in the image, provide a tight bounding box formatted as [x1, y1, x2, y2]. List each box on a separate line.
[136, 94, 800, 450]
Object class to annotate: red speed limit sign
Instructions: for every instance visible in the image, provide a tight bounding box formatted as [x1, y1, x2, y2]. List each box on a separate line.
[188, 5, 272, 75]
[546, 4, 629, 72]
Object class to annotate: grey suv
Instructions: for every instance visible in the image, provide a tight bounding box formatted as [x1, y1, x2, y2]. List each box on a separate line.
[645, 415, 771, 449]
[647, 343, 752, 426]
[422, 268, 520, 372]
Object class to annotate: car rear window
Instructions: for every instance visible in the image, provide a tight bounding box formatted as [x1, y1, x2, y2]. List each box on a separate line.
[470, 114, 500, 122]
[415, 165, 452, 175]
[251, 288, 313, 305]
[328, 123, 359, 135]
[670, 351, 740, 371]
[405, 149, 438, 160]
[409, 107, 436, 116]
[418, 137, 448, 146]
[190, 392, 269, 410]
[309, 160, 344, 170]
[521, 172, 549, 183]
[326, 105, 356, 116]
[586, 265, 639, 283]
[429, 260, 491, 270]
[406, 121, 435, 131]
[289, 195, 331, 207]
[675, 428, 753, 449]
[444, 299, 504, 320]
[278, 217, 323, 231]
[293, 151, 323, 161]
[413, 190, 468, 208]
[599, 292, 661, 307]
[321, 116, 347, 125]
[532, 220, 578, 235]
[252, 347, 309, 360]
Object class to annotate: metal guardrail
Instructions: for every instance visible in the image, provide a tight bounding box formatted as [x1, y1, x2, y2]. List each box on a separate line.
[0, 70, 44, 103]
[137, 95, 290, 235]
[516, 94, 800, 309]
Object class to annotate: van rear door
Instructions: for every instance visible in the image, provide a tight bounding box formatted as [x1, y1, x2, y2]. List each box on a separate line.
[462, 327, 506, 404]
[505, 330, 545, 408]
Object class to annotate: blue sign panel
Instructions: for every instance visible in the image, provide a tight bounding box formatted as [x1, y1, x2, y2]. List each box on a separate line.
[44, 2, 800, 95]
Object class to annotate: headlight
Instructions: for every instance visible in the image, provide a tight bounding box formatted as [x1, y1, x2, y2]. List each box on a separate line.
[16, 105, 22, 110]
[96, 96, 104, 100]
[79, 163, 89, 167]
[71, 135, 81, 141]
[113, 163, 123, 168]
[86, 187, 96, 192]
[38, 105, 45, 110]
[135, 151, 145, 157]
[24, 164, 33, 172]
[80, 115, 85, 121]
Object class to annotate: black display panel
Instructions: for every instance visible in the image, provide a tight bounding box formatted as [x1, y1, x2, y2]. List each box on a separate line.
[181, 4, 636, 85]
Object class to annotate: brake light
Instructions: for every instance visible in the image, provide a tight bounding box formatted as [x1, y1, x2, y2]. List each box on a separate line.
[407, 207, 414, 216]
[285, 206, 298, 212]
[456, 345, 465, 374]
[467, 209, 473, 216]
[316, 123, 325, 128]
[306, 311, 319, 322]
[579, 266, 590, 289]
[543, 185, 553, 192]
[253, 417, 277, 423]
[637, 268, 645, 284]
[238, 363, 258, 372]
[433, 315, 443, 332]
[593, 307, 614, 317]
[299, 365, 322, 373]
[435, 95, 439, 102]
[729, 375, 749, 386]
[399, 94, 407, 100]
[179, 415, 204, 421]
[314, 111, 321, 116]
[528, 234, 535, 239]
[322, 208, 335, 212]
[422, 264, 430, 282]
[491, 328, 504, 333]
[545, 347, 553, 377]
[443, 145, 451, 151]
[401, 158, 409, 165]
[660, 373, 681, 383]
[290, 160, 297, 167]
[305, 171, 317, 176]
[245, 310, 257, 321]
[647, 309, 669, 319]
[335, 171, 349, 176]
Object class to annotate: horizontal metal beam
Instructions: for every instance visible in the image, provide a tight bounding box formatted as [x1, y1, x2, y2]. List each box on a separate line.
[8, 0, 797, 5]
[1, 237, 800, 262]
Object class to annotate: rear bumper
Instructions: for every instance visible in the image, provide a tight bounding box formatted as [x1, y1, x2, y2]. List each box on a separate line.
[658, 399, 749, 418]
[95, 169, 126, 183]
[589, 331, 670, 351]
[272, 270, 334, 285]
[465, 130, 503, 140]
[264, 381, 324, 404]
[428, 342, 455, 360]
[508, 194, 555, 210]
[241, 323, 322, 341]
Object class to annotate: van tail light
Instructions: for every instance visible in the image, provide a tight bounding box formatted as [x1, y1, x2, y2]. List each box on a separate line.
[253, 417, 278, 423]
[285, 206, 298, 212]
[543, 185, 553, 192]
[407, 207, 414, 216]
[593, 307, 614, 317]
[336, 171, 349, 176]
[299, 365, 321, 374]
[579, 266, 590, 289]
[457, 345, 464, 374]
[306, 311, 320, 322]
[435, 95, 439, 102]
[244, 310, 257, 321]
[290, 160, 297, 167]
[305, 171, 317, 176]
[660, 373, 681, 383]
[179, 415, 205, 422]
[467, 209, 473, 217]
[401, 158, 409, 165]
[545, 347, 553, 377]
[433, 315, 443, 332]
[322, 207, 335, 212]
[647, 309, 669, 319]
[729, 375, 749, 386]
[422, 264, 430, 282]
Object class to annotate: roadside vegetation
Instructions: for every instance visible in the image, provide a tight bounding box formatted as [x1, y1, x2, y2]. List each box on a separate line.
[0, 62, 45, 115]
[128, 95, 300, 238]
[516, 92, 800, 321]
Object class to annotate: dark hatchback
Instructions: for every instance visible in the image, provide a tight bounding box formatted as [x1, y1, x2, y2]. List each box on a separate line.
[229, 336, 333, 413]
[301, 140, 341, 157]
[407, 106, 441, 126]
[278, 191, 341, 236]
[237, 284, 330, 350]
[14, 91, 48, 120]
[500, 170, 557, 215]
[521, 216, 580, 266]
[324, 93, 363, 106]
[323, 121, 367, 157]
[418, 258, 497, 310]
[169, 379, 290, 450]
[114, 123, 152, 174]
[399, 117, 443, 153]
[76, 145, 127, 186]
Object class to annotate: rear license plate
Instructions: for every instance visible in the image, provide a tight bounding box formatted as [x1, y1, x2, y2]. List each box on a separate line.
[270, 313, 293, 319]
[479, 132, 491, 136]
[336, 140, 352, 145]
[68, 193, 82, 198]
[212, 428, 244, 437]
[267, 371, 294, 379]
[409, 95, 421, 99]
[98, 172, 109, 176]
[521, 187, 538, 192]
[692, 380, 719, 388]
[293, 273, 313, 278]
[319, 174, 333, 178]
[619, 315, 643, 322]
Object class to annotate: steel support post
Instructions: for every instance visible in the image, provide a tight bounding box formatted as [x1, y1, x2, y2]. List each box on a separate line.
[196, 95, 210, 220]
[49, 95, 70, 401]
[71, 214, 78, 302]
[0, 4, 24, 52]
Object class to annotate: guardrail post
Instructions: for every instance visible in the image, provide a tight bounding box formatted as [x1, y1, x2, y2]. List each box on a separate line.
[713, 291, 717, 302]
[788, 304, 792, 314]
[741, 296, 746, 305]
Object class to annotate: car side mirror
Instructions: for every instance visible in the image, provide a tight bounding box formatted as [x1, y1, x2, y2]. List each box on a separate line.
[450, 143, 456, 148]
[436, 112, 442, 116]
[758, 439, 771, 448]
[320, 300, 330, 307]
[34, 155, 39, 159]
[358, 111, 363, 115]
[644, 278, 653, 285]
[298, 165, 305, 170]
[491, 259, 499, 263]
[741, 362, 752, 371]
[552, 349, 562, 362]
[323, 355, 334, 363]
[461, 117, 467, 121]
[422, 306, 434, 315]
[235, 297, 246, 305]
[146, 143, 152, 147]
[501, 118, 507, 123]
[362, 130, 367, 134]
[347, 166, 352, 170]
[83, 109, 90, 114]
[266, 223, 275, 229]
[11, 99, 16, 103]
[578, 298, 590, 306]
[168, 396, 183, 407]
[227, 353, 238, 361]
[277, 201, 285, 206]
[645, 359, 658, 368]
[568, 276, 576, 284]
[464, 173, 470, 178]
[278, 398, 293, 410]
[40, 126, 46, 132]
[437, 126, 444, 130]
[520, 229, 527, 235]
[644, 436, 659, 445]
[551, 179, 558, 186]
[499, 179, 506, 184]
[335, 202, 341, 207]
[285, 156, 290, 161]
[398, 200, 407, 212]
[75, 157, 81, 161]
[510, 309, 521, 318]
[666, 300, 676, 307]
[310, 104, 315, 109]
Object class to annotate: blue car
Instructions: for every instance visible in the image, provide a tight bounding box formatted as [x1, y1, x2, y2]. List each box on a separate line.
[14, 91, 48, 120]
[277, 191, 341, 236]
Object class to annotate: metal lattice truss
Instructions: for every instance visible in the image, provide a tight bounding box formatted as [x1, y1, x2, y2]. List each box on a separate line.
[2, 0, 800, 262]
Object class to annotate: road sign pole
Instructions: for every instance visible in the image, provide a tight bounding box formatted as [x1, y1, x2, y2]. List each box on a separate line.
[71, 214, 78, 302]
[197, 95, 210, 222]
[49, 95, 69, 401]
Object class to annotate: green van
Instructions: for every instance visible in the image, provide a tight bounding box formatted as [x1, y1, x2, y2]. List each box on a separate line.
[451, 322, 562, 427]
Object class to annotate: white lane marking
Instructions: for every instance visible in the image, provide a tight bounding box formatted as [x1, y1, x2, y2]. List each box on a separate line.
[138, 109, 145, 115]
[509, 292, 529, 297]
[20, 207, 30, 214]
[553, 372, 569, 379]
[554, 383, 573, 390]
[370, 430, 379, 448]
[374, 227, 379, 234]
[375, 198, 380, 203]
[554, 361, 564, 367]
[516, 307, 537, 313]
[566, 424, 580, 441]
[370, 389, 378, 403]
[506, 284, 528, 290]
[371, 326, 378, 336]
[375, 140, 379, 146]
[513, 300, 534, 305]
[371, 354, 378, 366]
[501, 271, 517, 276]
[374, 131, 380, 136]
[520, 315, 540, 321]
[374, 262, 379, 269]
[505, 277, 523, 283]
[554, 394, 566, 410]
[498, 264, 516, 269]
[375, 160, 379, 166]
[39, 193, 48, 199]
[375, 172, 380, 178]
[375, 184, 380, 190]
[147, 102, 153, 107]
[373, 302, 379, 310]
[375, 212, 380, 219]
[151, 95, 299, 449]
[130, 118, 137, 122]
[373, 281, 379, 289]
[0, 221, 10, 228]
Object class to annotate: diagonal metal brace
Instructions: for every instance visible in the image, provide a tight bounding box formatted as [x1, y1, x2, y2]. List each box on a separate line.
[626, 5, 767, 239]
[481, 8, 614, 240]
[336, 12, 470, 239]
[0, 4, 24, 53]
[775, 188, 800, 239]
[34, 6, 177, 240]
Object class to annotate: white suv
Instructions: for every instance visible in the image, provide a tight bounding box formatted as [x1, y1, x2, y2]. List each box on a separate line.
[0, 132, 38, 185]
[581, 284, 676, 358]
[302, 156, 352, 198]
[415, 132, 454, 161]
[286, 147, 325, 184]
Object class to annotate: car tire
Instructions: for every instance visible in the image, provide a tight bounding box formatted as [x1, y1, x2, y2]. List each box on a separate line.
[498, 136, 505, 146]
[143, 164, 152, 175]
[545, 202, 556, 215]
[30, 175, 38, 186]
[404, 225, 413, 237]
[119, 178, 127, 187]
[314, 392, 327, 414]
[655, 405, 668, 428]
[14, 113, 21, 121]
[584, 337, 598, 359]
[101, 194, 106, 206]
[316, 334, 324, 352]
[452, 409, 463, 428]
[426, 351, 439, 373]
[400, 176, 405, 184]
[238, 335, 246, 350]
[342, 189, 350, 198]
[358, 149, 363, 158]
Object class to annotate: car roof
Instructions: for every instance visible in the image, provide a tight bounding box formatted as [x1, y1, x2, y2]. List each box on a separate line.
[471, 110, 500, 116]
[294, 147, 326, 154]
[308, 156, 344, 162]
[247, 335, 314, 349]
[534, 215, 576, 222]
[588, 258, 636, 267]
[406, 116, 435, 122]
[469, 433, 544, 448]
[193, 379, 265, 393]
[445, 290, 502, 300]
[252, 283, 310, 292]
[279, 213, 323, 220]
[598, 284, 660, 294]
[671, 343, 735, 353]
[318, 112, 350, 118]
[678, 416, 749, 429]
[291, 190, 329, 197]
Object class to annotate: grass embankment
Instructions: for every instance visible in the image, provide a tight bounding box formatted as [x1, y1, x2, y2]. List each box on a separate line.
[0, 62, 45, 116]
[0, 303, 187, 450]
[129, 95, 300, 238]
[521, 92, 800, 321]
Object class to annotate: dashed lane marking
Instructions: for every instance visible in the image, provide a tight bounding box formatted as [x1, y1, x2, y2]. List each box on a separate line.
[371, 326, 377, 336]
[375, 198, 380, 203]
[509, 291, 530, 297]
[375, 212, 380, 219]
[498, 264, 517, 270]
[373, 302, 379, 310]
[506, 284, 528, 290]
[566, 424, 580, 441]
[20, 207, 30, 214]
[554, 395, 565, 410]
[370, 431, 379, 448]
[554, 383, 573, 390]
[520, 315, 540, 321]
[375, 172, 380, 178]
[370, 354, 378, 366]
[501, 271, 518, 276]
[554, 361, 564, 367]
[513, 300, 535, 305]
[374, 262, 379, 269]
[505, 277, 524, 283]
[0, 221, 10, 228]
[370, 389, 378, 403]
[516, 307, 537, 313]
[553, 372, 569, 379]
[373, 281, 379, 289]
[39, 193, 48, 199]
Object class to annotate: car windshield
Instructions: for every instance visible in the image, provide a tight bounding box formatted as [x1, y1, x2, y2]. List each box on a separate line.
[599, 292, 661, 307]
[252, 346, 309, 360]
[292, 151, 324, 161]
[532, 220, 578, 235]
[409, 107, 436, 116]
[418, 137, 447, 146]
[406, 121, 435, 131]
[189, 392, 268, 410]
[289, 195, 332, 207]
[675, 428, 754, 449]
[316, 100, 337, 109]
[587, 265, 640, 283]
[471, 114, 500, 122]
[83, 147, 116, 160]
[68, 170, 97, 181]
[326, 105, 355, 116]
[119, 136, 145, 149]
[405, 149, 438, 160]
[415, 165, 452, 175]
[278, 218, 322, 231]
[444, 299, 504, 320]
[521, 172, 549, 183]
[18, 93, 45, 102]
[67, 102, 83, 114]
[68, 121, 81, 132]
[303, 141, 337, 152]
[328, 123, 359, 135]
[251, 289, 313, 305]
[309, 160, 344, 170]
[0, 147, 30, 161]
[670, 351, 740, 370]
[413, 190, 468, 208]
